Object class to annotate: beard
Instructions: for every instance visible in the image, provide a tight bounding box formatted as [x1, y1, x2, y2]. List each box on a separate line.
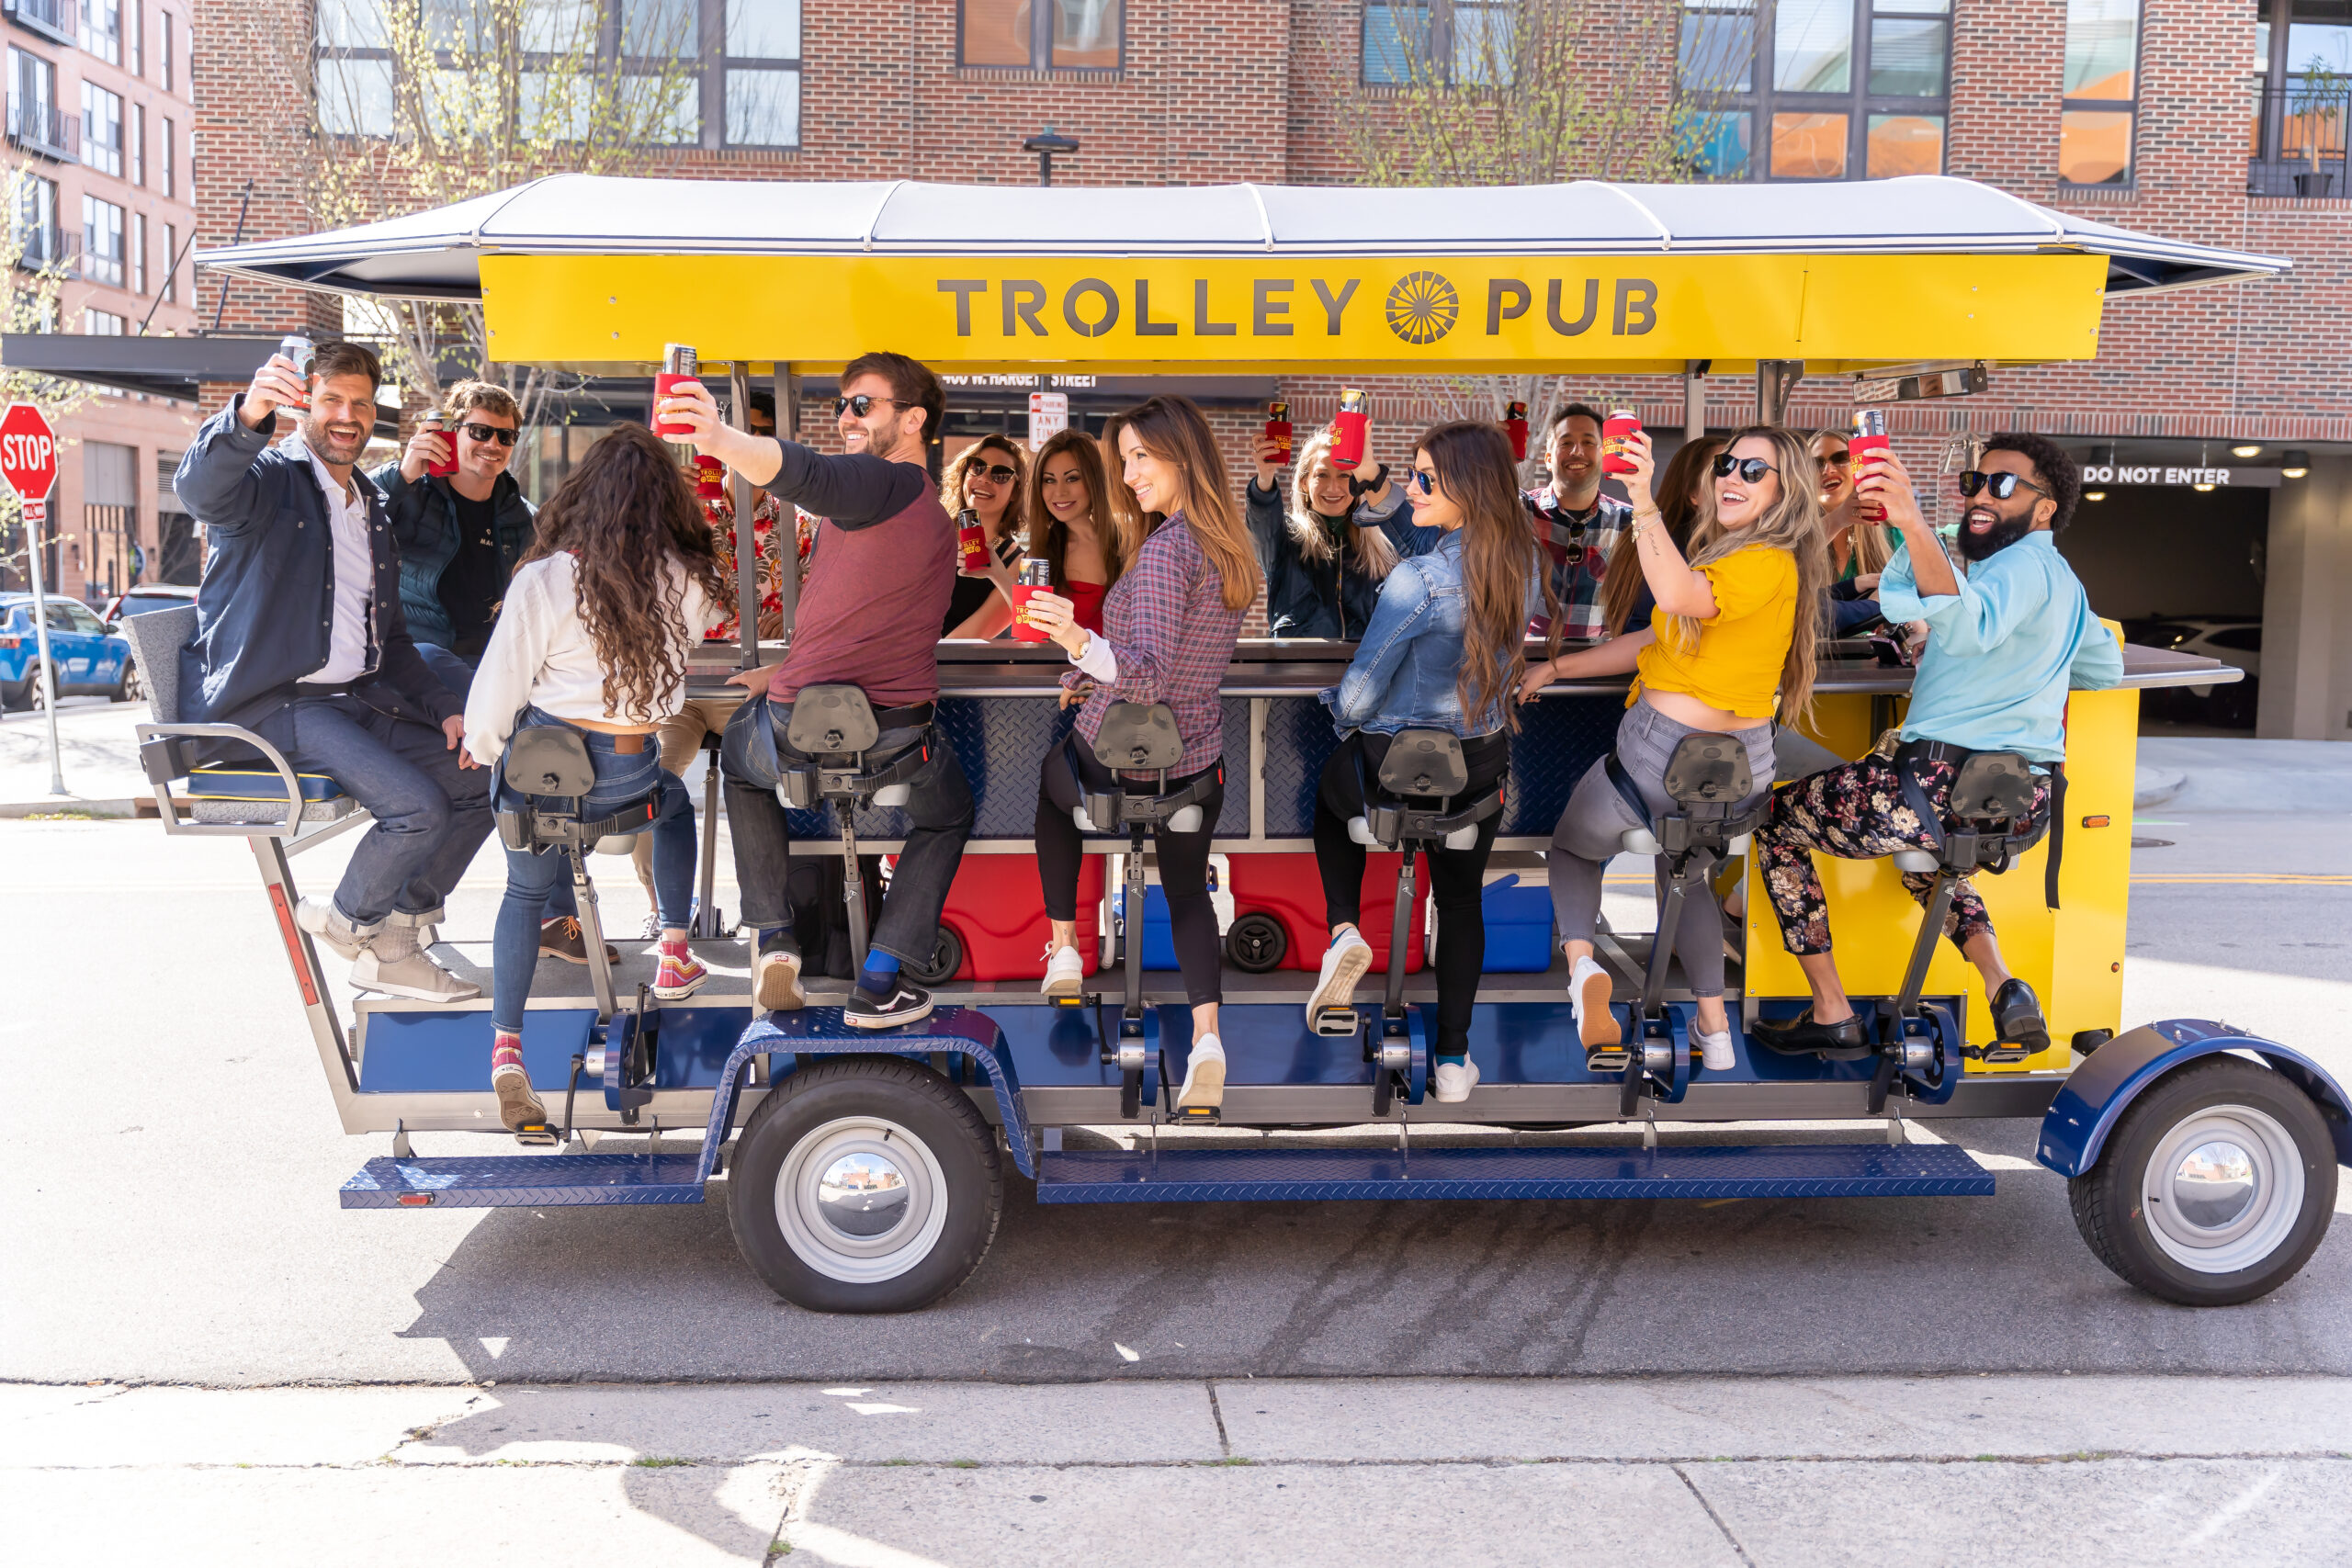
[300, 409, 370, 466]
[1956, 509, 2035, 562]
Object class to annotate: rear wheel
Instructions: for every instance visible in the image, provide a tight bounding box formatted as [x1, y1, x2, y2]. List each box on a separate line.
[28, 661, 58, 711]
[902, 923, 964, 986]
[112, 658, 141, 704]
[1226, 911, 1288, 973]
[724, 1055, 1001, 1313]
[2068, 1056, 2336, 1306]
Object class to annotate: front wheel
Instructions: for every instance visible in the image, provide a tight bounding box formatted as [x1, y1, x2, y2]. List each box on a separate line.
[112, 658, 141, 704]
[2068, 1056, 2337, 1306]
[725, 1055, 1001, 1313]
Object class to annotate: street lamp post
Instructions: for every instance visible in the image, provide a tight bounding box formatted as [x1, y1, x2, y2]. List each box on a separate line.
[1023, 127, 1080, 187]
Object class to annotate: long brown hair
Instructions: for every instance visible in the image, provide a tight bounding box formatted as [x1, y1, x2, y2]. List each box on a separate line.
[940, 434, 1027, 538]
[1419, 421, 1553, 734]
[1670, 424, 1829, 720]
[1027, 427, 1125, 594]
[1111, 395, 1261, 613]
[1599, 434, 1723, 639]
[1286, 423, 1396, 579]
[517, 423, 726, 722]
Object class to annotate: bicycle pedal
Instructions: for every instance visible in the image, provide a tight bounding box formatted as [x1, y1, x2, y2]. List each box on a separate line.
[514, 1122, 560, 1148]
[1586, 1047, 1633, 1075]
[1048, 993, 1087, 1010]
[1313, 1006, 1362, 1037]
[1971, 1042, 2032, 1065]
[1171, 1104, 1221, 1126]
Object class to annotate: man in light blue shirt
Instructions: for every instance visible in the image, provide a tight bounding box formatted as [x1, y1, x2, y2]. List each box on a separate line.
[1749, 433, 2121, 1057]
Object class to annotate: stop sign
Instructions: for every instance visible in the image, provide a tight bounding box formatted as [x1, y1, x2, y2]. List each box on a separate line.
[0, 401, 59, 502]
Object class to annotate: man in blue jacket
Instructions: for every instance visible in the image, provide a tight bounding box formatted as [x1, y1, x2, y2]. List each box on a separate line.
[1747, 433, 2123, 1057]
[175, 341, 490, 1002]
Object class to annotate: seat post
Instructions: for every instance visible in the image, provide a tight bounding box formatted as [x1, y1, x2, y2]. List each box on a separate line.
[692, 730, 726, 940]
[1637, 847, 1696, 1021]
[1123, 821, 1148, 1021]
[837, 790, 870, 973]
[1893, 859, 1966, 1019]
[567, 832, 621, 1021]
[1383, 840, 1419, 1020]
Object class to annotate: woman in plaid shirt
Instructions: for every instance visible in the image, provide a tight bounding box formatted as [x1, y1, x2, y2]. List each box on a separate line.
[1022, 396, 1262, 1112]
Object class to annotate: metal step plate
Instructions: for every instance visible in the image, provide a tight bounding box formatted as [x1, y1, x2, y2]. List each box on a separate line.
[341, 1154, 707, 1209]
[1033, 1142, 1994, 1203]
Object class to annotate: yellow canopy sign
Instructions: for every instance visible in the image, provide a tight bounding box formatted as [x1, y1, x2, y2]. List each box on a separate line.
[482, 251, 2109, 373]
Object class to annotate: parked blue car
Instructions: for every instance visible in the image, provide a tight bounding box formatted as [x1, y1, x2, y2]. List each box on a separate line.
[0, 593, 137, 708]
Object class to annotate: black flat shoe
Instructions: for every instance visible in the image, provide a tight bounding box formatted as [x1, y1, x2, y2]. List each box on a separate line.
[1750, 1009, 1872, 1058]
[1990, 978, 2052, 1053]
[843, 979, 935, 1030]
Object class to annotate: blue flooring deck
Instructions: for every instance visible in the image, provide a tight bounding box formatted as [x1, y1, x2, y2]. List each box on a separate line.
[341, 1154, 707, 1209]
[1032, 1142, 1996, 1202]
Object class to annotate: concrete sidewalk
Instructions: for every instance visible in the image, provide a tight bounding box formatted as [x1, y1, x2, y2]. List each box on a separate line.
[6, 1377, 2346, 1566]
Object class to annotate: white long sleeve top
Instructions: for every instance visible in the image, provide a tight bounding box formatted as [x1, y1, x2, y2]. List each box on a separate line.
[463, 551, 716, 769]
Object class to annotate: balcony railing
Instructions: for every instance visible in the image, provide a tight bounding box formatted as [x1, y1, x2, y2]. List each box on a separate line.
[13, 227, 78, 272]
[2249, 80, 2350, 197]
[3, 0, 80, 47]
[4, 97, 78, 161]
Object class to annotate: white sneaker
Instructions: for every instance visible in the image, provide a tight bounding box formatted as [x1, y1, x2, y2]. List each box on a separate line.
[1040, 944, 1086, 997]
[1569, 954, 1617, 1048]
[351, 946, 481, 1002]
[1431, 1058, 1479, 1103]
[1176, 1034, 1226, 1111]
[1304, 928, 1374, 1025]
[1696, 1028, 1736, 1071]
[295, 896, 375, 962]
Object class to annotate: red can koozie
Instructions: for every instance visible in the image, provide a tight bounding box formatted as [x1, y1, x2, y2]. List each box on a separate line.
[1330, 389, 1368, 471]
[1601, 409, 1641, 475]
[1011, 558, 1053, 643]
[654, 344, 698, 436]
[695, 454, 726, 500]
[1849, 410, 1891, 523]
[424, 415, 458, 478]
[1503, 400, 1528, 462]
[956, 508, 989, 572]
[1264, 400, 1293, 465]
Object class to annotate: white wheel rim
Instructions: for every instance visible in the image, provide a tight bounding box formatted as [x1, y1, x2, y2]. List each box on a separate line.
[2141, 1103, 2306, 1275]
[774, 1114, 948, 1285]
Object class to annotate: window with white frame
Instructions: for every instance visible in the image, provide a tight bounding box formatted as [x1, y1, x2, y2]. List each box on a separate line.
[84, 307, 125, 334]
[81, 0, 123, 65]
[81, 81, 123, 176]
[81, 194, 124, 288]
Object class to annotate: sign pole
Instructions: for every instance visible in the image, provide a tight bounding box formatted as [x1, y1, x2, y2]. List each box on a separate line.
[20, 492, 67, 796]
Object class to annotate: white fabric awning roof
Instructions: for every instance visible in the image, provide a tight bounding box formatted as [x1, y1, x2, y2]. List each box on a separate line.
[198, 175, 2286, 302]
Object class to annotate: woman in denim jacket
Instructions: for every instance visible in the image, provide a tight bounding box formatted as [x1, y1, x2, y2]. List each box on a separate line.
[1302, 422, 1552, 1102]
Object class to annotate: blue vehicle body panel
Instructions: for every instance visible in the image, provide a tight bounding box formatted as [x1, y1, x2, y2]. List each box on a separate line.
[344, 1152, 707, 1208]
[2037, 1018, 2352, 1178]
[1033, 1141, 1995, 1202]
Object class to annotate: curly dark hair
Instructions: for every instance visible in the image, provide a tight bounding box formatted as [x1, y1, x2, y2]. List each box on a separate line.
[1981, 432, 2083, 531]
[516, 423, 727, 722]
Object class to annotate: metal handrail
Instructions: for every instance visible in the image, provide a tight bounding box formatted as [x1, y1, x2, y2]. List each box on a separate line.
[2248, 79, 2349, 197]
[134, 719, 372, 852]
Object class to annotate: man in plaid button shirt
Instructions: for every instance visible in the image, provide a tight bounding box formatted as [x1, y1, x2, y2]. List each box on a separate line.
[1523, 402, 1633, 641]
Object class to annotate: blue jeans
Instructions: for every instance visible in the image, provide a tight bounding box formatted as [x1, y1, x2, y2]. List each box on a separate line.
[492, 710, 696, 1033]
[429, 649, 579, 919]
[252, 690, 494, 926]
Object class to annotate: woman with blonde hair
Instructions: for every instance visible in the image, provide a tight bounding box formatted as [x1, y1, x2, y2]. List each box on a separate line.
[1519, 424, 1828, 1072]
[940, 433, 1028, 637]
[1021, 395, 1262, 1112]
[1244, 421, 1408, 637]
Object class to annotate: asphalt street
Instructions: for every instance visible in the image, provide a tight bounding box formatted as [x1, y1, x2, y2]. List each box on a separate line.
[4, 794, 2346, 1387]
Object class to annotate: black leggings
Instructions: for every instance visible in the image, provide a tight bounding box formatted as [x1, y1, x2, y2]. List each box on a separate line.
[1312, 729, 1510, 1058]
[1035, 738, 1227, 1008]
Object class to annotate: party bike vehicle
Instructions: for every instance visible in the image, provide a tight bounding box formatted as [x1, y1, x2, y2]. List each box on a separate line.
[135, 175, 2343, 1314]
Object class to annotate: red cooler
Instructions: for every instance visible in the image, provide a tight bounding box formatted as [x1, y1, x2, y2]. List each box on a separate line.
[935, 854, 1104, 981]
[1226, 851, 1427, 975]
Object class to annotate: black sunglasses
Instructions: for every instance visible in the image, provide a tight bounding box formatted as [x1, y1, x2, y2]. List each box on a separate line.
[1957, 469, 2050, 502]
[1410, 468, 1436, 495]
[1818, 449, 1852, 467]
[967, 463, 1019, 485]
[1712, 454, 1779, 483]
[833, 393, 905, 418]
[458, 422, 517, 446]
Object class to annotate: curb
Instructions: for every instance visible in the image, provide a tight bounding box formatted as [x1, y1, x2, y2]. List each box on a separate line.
[2132, 767, 2186, 809]
[0, 797, 142, 819]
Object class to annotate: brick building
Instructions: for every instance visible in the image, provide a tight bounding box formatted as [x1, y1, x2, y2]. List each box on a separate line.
[181, 0, 2349, 735]
[6, 0, 201, 600]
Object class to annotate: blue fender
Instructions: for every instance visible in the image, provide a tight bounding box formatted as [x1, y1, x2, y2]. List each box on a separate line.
[2036, 1018, 2352, 1179]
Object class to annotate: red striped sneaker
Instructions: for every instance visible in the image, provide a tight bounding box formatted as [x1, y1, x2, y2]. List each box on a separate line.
[653, 942, 708, 1000]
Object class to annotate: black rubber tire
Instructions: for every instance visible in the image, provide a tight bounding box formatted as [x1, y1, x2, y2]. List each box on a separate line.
[901, 923, 964, 985]
[2067, 1055, 2337, 1307]
[111, 657, 140, 704]
[725, 1055, 1001, 1313]
[1225, 911, 1288, 974]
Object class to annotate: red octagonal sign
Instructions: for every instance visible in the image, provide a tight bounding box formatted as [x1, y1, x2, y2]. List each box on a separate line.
[0, 401, 59, 503]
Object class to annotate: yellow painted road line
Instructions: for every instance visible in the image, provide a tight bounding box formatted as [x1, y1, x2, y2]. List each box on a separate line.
[2131, 874, 2352, 885]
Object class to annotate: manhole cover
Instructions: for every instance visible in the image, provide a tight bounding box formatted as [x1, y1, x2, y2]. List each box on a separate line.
[2132, 837, 2175, 848]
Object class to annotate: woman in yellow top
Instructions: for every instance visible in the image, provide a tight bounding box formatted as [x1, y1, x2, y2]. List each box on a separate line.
[1517, 424, 1828, 1069]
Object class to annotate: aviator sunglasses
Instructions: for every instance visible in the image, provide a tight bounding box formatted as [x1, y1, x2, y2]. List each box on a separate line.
[1711, 454, 1779, 483]
[833, 393, 906, 418]
[967, 462, 1020, 484]
[1956, 469, 2051, 502]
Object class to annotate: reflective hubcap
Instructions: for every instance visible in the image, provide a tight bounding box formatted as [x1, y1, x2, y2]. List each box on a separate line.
[2169, 1140, 2257, 1230]
[2142, 1104, 2304, 1275]
[817, 1151, 912, 1239]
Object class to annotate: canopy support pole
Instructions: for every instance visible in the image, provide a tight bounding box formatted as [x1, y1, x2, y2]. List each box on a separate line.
[1756, 360, 1804, 425]
[775, 364, 798, 641]
[1683, 360, 1712, 442]
[729, 362, 756, 671]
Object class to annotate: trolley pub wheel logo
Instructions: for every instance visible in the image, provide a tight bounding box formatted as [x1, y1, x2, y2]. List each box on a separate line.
[1385, 270, 1460, 344]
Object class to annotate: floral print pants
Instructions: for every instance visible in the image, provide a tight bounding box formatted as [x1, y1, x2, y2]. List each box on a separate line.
[1753, 756, 2049, 957]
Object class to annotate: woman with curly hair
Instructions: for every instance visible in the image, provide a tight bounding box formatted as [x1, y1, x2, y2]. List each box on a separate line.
[1243, 420, 1408, 637]
[940, 434, 1028, 638]
[463, 423, 727, 1132]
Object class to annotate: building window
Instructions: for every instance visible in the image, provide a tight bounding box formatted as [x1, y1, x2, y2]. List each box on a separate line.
[12, 172, 62, 271]
[163, 10, 175, 92]
[2061, 0, 2140, 185]
[1676, 0, 1949, 180]
[317, 0, 799, 150]
[132, 106, 145, 184]
[84, 308, 126, 334]
[81, 193, 124, 288]
[6, 46, 74, 161]
[131, 0, 145, 75]
[161, 117, 175, 196]
[962, 0, 1122, 70]
[2252, 0, 2351, 197]
[81, 0, 123, 65]
[81, 81, 124, 176]
[133, 211, 147, 293]
[1361, 1, 1517, 85]
[162, 220, 175, 300]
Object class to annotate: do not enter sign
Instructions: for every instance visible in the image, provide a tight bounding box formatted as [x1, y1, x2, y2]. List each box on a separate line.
[0, 401, 60, 503]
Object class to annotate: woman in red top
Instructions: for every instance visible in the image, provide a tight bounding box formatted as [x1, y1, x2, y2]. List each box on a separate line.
[1028, 427, 1124, 632]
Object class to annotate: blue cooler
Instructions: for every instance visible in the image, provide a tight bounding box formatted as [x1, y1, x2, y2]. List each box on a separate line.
[1112, 862, 1219, 971]
[1478, 859, 1555, 972]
